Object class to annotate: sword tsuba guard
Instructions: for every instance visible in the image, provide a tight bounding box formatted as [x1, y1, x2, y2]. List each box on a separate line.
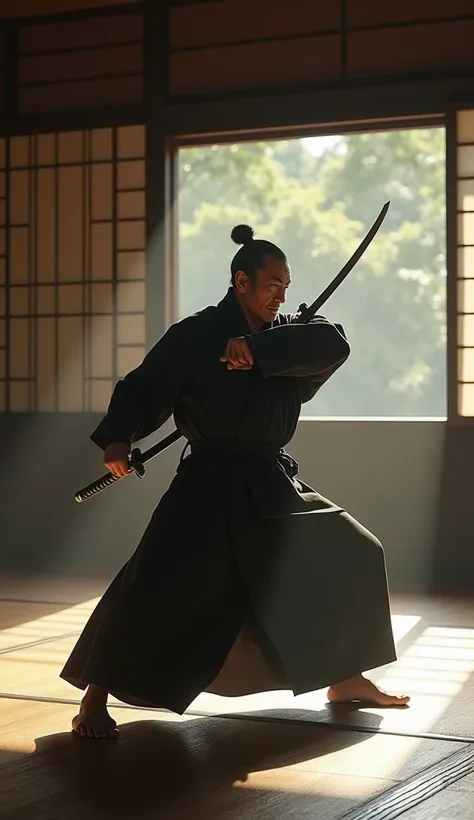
[130, 448, 146, 479]
[297, 303, 313, 323]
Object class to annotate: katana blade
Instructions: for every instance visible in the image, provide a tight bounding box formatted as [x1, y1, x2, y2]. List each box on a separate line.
[294, 201, 390, 323]
[76, 202, 389, 503]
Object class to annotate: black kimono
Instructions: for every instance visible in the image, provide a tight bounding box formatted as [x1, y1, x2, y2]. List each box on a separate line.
[60, 288, 397, 713]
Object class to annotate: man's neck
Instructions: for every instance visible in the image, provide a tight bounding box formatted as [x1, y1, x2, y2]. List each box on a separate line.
[233, 289, 264, 334]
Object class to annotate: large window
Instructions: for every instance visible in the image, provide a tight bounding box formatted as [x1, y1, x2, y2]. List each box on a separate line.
[178, 127, 446, 418]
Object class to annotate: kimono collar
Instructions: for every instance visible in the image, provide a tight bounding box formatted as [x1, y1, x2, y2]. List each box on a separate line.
[215, 287, 271, 337]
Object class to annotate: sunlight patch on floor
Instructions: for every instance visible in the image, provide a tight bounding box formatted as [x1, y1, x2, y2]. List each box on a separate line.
[0, 599, 98, 650]
[361, 625, 474, 730]
[235, 769, 395, 799]
[390, 614, 422, 644]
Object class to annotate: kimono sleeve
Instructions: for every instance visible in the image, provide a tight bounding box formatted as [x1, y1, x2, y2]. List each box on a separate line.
[246, 315, 350, 402]
[90, 318, 192, 450]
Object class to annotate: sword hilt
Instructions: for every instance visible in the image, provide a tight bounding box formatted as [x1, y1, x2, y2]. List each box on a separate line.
[74, 447, 145, 503]
[296, 302, 313, 324]
[75, 471, 118, 503]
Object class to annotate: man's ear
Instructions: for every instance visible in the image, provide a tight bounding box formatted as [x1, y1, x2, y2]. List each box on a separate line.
[234, 270, 249, 293]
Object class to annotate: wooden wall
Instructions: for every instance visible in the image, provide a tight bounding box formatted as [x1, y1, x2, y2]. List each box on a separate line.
[170, 0, 474, 98]
[17, 14, 143, 114]
[0, 0, 141, 18]
[0, 0, 471, 116]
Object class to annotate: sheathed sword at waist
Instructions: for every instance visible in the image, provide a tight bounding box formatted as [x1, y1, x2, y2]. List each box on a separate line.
[75, 201, 390, 503]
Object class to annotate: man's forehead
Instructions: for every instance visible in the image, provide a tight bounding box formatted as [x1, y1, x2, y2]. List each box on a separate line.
[262, 260, 291, 283]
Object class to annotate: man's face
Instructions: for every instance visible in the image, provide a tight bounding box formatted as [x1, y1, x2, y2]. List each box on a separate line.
[235, 254, 291, 326]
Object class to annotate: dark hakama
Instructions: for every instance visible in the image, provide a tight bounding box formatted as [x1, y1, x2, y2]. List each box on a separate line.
[60, 289, 396, 713]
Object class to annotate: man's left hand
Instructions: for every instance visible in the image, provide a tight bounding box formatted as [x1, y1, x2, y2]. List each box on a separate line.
[220, 337, 254, 370]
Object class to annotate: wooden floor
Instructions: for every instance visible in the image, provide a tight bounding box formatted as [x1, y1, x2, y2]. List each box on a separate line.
[1, 576, 474, 820]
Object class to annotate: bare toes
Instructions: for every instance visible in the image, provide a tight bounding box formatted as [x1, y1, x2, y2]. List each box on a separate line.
[327, 679, 411, 708]
[393, 695, 410, 705]
[71, 713, 119, 739]
[72, 722, 87, 737]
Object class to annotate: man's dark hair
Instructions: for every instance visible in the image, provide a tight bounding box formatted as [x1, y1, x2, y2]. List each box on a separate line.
[230, 224, 287, 285]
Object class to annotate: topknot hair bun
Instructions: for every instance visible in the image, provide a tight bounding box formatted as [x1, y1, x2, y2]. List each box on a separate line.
[231, 224, 255, 246]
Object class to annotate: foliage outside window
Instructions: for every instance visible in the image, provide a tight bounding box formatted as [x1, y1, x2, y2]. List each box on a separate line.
[178, 129, 446, 418]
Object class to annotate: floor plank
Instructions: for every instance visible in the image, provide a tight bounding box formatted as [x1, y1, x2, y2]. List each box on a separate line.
[2, 583, 474, 819]
[2, 593, 474, 741]
[400, 788, 474, 820]
[0, 699, 460, 820]
[0, 575, 108, 605]
[0, 601, 93, 652]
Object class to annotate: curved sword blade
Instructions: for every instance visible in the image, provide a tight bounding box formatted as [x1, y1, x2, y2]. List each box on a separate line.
[76, 205, 390, 503]
[297, 200, 390, 321]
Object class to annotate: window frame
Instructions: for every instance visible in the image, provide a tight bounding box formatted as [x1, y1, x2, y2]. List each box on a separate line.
[448, 104, 474, 424]
[172, 113, 456, 421]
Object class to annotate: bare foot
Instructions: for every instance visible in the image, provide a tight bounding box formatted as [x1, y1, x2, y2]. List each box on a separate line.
[72, 685, 119, 739]
[327, 674, 410, 707]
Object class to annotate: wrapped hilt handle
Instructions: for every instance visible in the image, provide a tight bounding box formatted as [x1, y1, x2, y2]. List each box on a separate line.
[74, 447, 145, 503]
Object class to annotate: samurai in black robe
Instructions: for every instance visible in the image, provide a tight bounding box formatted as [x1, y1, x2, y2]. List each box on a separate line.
[61, 228, 403, 728]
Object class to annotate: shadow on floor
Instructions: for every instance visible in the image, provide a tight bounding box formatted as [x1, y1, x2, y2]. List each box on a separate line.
[1, 708, 383, 819]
